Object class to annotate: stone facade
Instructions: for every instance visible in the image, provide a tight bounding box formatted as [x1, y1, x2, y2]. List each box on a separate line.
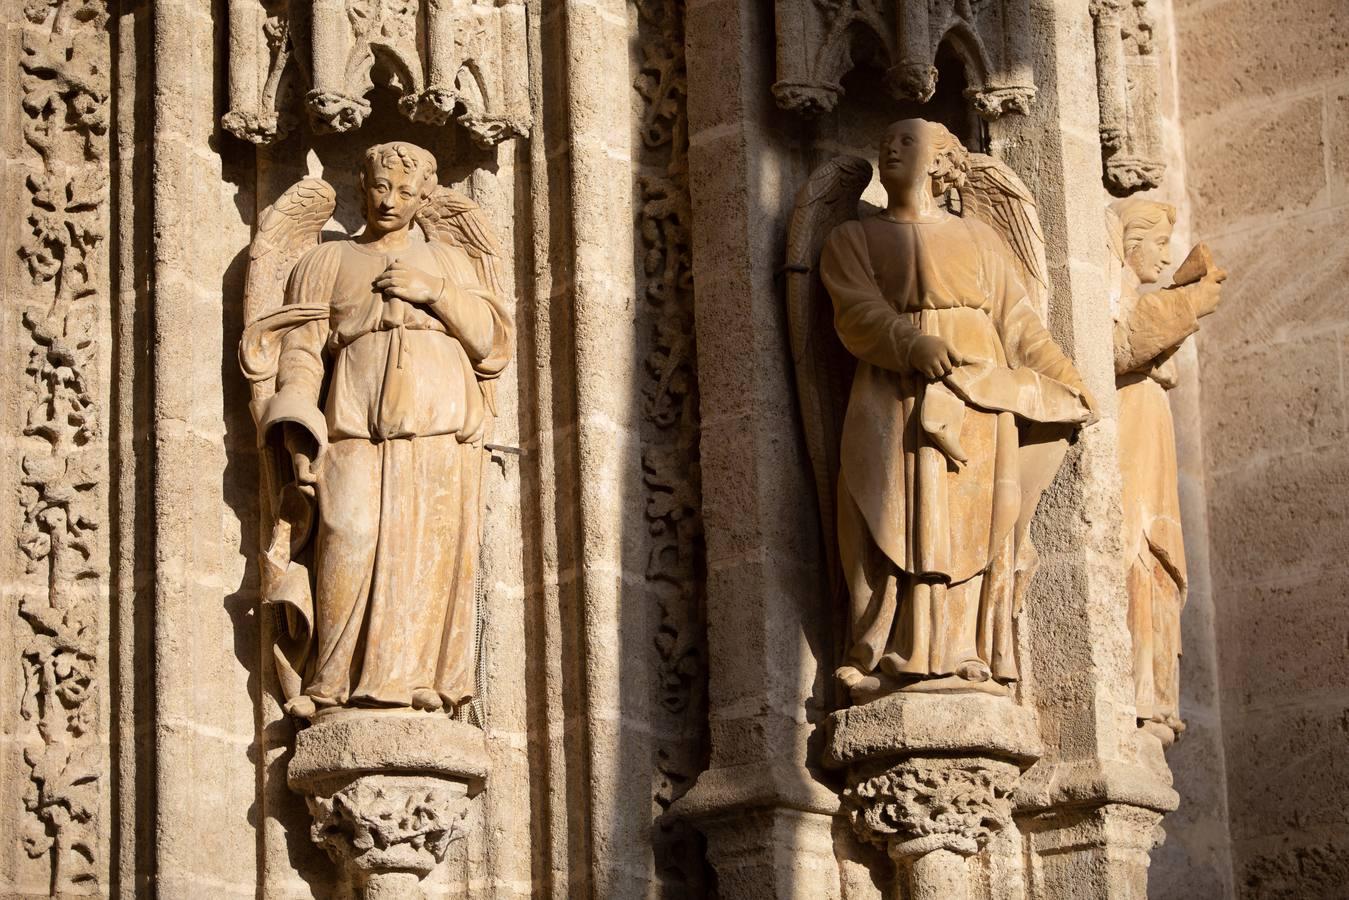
[0, 0, 1340, 897]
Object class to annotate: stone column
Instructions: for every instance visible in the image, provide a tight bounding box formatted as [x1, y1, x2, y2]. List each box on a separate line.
[672, 0, 841, 896]
[287, 714, 489, 899]
[988, 0, 1179, 893]
[825, 693, 1041, 900]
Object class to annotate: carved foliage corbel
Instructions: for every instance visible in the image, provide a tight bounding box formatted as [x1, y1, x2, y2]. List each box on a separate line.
[223, 0, 531, 146]
[1091, 0, 1165, 194]
[770, 0, 1036, 119]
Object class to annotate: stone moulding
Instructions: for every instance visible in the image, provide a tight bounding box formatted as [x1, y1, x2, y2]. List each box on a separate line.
[14, 0, 111, 892]
[288, 712, 490, 899]
[824, 692, 1041, 899]
[771, 0, 1036, 119]
[1090, 0, 1166, 194]
[222, 0, 532, 145]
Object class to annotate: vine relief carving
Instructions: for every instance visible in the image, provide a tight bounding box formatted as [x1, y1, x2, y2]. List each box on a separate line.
[844, 757, 1018, 861]
[771, 0, 1036, 118]
[634, 0, 710, 889]
[307, 775, 472, 880]
[1091, 0, 1165, 194]
[15, 0, 111, 891]
[223, 0, 531, 145]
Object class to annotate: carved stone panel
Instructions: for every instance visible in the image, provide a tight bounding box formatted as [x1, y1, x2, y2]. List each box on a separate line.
[13, 0, 111, 891]
[1091, 0, 1165, 194]
[223, 0, 531, 145]
[772, 0, 1036, 118]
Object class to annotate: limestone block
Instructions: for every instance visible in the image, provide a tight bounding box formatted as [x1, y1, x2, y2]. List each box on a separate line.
[1198, 208, 1349, 351]
[1175, 0, 1349, 118]
[1223, 706, 1349, 844]
[1186, 95, 1325, 227]
[1206, 444, 1349, 588]
[1217, 572, 1349, 709]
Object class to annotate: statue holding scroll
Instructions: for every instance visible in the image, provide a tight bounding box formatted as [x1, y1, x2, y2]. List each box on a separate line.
[1108, 198, 1224, 744]
[786, 120, 1096, 703]
[239, 141, 512, 720]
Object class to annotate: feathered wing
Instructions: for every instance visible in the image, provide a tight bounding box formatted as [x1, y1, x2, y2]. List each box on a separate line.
[416, 185, 506, 296]
[960, 153, 1051, 322]
[785, 156, 871, 604]
[238, 177, 335, 707]
[415, 185, 511, 429]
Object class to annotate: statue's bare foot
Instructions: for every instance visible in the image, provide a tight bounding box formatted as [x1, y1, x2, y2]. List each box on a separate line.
[411, 688, 444, 712]
[285, 695, 317, 720]
[954, 659, 992, 683]
[837, 665, 890, 701]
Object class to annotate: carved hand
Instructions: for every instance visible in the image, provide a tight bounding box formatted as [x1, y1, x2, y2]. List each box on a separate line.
[373, 259, 444, 305]
[283, 423, 318, 493]
[908, 335, 966, 379]
[1189, 267, 1226, 318]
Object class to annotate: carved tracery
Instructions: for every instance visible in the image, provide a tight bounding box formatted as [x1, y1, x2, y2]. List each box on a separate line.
[772, 0, 1036, 118]
[223, 0, 531, 145]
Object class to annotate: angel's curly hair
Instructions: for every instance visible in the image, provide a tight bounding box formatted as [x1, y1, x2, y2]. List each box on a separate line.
[358, 141, 438, 199]
[923, 122, 969, 195]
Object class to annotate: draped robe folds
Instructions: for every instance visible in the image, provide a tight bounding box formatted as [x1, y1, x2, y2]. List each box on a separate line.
[820, 215, 1092, 684]
[1114, 282, 1202, 728]
[256, 238, 512, 710]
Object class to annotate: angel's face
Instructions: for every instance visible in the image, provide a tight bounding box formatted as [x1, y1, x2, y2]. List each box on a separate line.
[362, 164, 427, 234]
[1126, 218, 1174, 285]
[879, 121, 935, 193]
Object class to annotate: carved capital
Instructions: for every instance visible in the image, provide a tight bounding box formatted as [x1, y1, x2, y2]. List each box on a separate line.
[844, 756, 1019, 862]
[307, 773, 471, 894]
[288, 713, 490, 898]
[967, 85, 1038, 120]
[771, 80, 843, 116]
[1104, 155, 1166, 194]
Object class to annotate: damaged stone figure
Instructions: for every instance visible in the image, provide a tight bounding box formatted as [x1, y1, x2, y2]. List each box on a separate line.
[1108, 197, 1224, 746]
[787, 119, 1096, 704]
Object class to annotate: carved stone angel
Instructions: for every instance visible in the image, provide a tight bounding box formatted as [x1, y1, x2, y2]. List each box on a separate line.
[1108, 198, 1223, 744]
[786, 119, 1096, 703]
[239, 141, 512, 720]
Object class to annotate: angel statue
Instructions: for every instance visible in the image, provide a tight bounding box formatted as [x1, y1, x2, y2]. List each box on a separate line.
[1107, 198, 1223, 745]
[786, 119, 1097, 703]
[238, 141, 513, 720]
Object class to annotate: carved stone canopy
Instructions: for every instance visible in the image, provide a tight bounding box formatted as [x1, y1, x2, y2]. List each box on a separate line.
[223, 0, 531, 146]
[771, 0, 1037, 119]
[1090, 0, 1166, 194]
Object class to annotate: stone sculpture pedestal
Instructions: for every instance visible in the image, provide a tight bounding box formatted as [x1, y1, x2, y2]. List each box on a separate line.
[823, 692, 1041, 900]
[288, 711, 490, 899]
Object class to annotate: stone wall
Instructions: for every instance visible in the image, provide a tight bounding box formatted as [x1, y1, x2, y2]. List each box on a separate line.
[1174, 0, 1349, 895]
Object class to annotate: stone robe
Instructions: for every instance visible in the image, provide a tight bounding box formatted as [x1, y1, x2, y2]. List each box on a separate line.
[821, 214, 1091, 683]
[260, 238, 512, 709]
[1114, 282, 1202, 729]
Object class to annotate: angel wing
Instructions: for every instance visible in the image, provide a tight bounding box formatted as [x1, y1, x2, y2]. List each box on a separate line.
[415, 185, 506, 296]
[243, 178, 336, 331]
[784, 155, 871, 603]
[958, 154, 1051, 323]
